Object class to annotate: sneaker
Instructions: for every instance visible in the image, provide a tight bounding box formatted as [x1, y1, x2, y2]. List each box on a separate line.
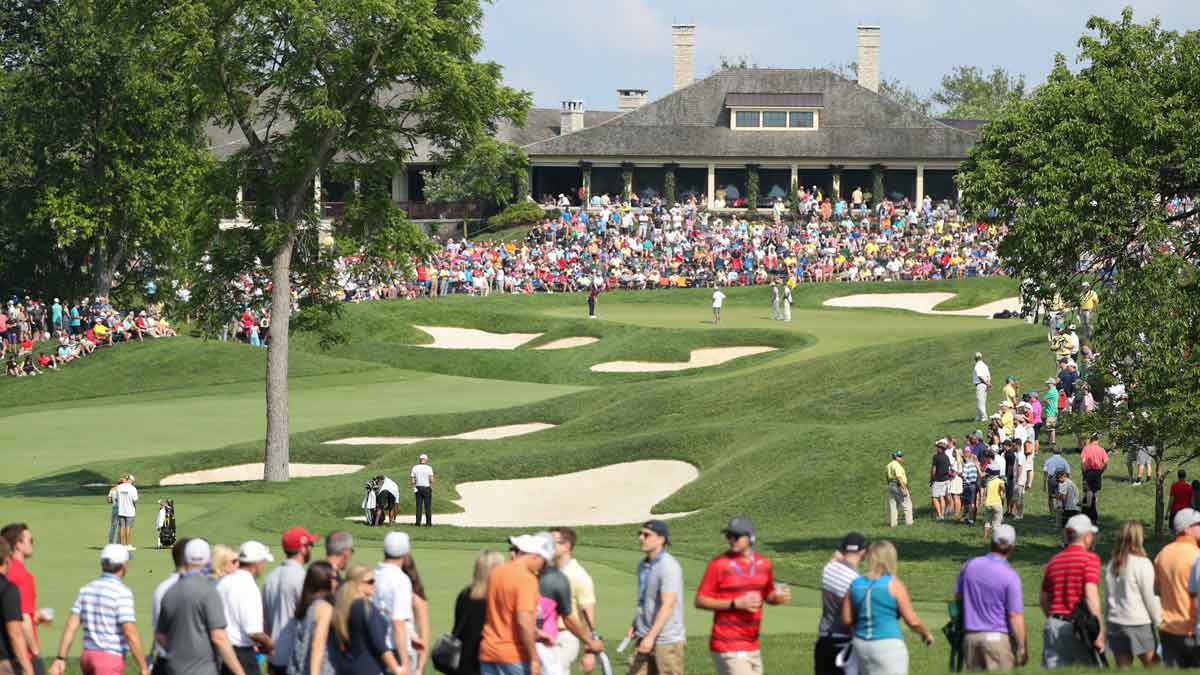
[126, 545, 136, 551]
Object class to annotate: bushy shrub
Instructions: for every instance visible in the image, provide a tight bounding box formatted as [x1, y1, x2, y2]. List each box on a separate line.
[487, 202, 556, 227]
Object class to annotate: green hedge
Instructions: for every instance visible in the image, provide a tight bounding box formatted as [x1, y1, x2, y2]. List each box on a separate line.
[487, 202, 558, 227]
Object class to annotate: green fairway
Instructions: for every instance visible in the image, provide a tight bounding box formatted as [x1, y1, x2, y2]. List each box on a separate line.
[4, 277, 1153, 674]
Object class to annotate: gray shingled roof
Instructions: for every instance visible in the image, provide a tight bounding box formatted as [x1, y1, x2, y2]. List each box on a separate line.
[724, 92, 824, 108]
[523, 69, 978, 161]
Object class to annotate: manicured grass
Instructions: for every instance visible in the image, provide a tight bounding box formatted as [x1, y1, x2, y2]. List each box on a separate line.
[9, 277, 1152, 674]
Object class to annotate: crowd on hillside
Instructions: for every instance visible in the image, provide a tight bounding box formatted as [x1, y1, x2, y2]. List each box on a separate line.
[332, 190, 1007, 301]
[1, 295, 176, 378]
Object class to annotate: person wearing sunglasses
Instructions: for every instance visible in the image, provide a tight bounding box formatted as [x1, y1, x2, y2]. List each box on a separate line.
[694, 517, 791, 675]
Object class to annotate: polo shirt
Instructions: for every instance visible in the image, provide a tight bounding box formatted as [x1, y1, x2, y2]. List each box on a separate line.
[932, 453, 951, 482]
[956, 554, 1023, 633]
[886, 460, 907, 484]
[634, 549, 685, 644]
[1042, 388, 1060, 417]
[7, 558, 36, 653]
[1041, 544, 1101, 617]
[559, 558, 596, 627]
[70, 573, 136, 654]
[216, 569, 264, 648]
[410, 464, 433, 488]
[480, 560, 539, 665]
[538, 566, 572, 641]
[1155, 535, 1200, 636]
[1058, 479, 1079, 511]
[1043, 454, 1069, 479]
[697, 550, 775, 653]
[373, 562, 414, 652]
[984, 476, 1005, 508]
[151, 572, 180, 658]
[818, 559, 859, 638]
[262, 560, 306, 641]
[1081, 443, 1109, 471]
[115, 483, 138, 518]
[1171, 481, 1194, 513]
[158, 572, 227, 675]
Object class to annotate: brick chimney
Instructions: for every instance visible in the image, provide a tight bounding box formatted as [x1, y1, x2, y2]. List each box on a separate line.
[617, 88, 649, 113]
[856, 25, 880, 93]
[671, 24, 695, 91]
[560, 99, 585, 135]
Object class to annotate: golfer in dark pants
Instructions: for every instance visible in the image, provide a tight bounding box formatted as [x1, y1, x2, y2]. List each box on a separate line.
[410, 453, 435, 527]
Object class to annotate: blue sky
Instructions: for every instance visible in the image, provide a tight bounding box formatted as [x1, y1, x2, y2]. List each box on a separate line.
[480, 0, 1200, 112]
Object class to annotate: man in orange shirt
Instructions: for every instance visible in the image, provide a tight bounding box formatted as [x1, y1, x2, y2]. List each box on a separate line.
[480, 534, 552, 675]
[1080, 433, 1109, 523]
[1155, 508, 1200, 667]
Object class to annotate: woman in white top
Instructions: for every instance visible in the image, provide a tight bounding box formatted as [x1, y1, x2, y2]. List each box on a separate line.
[1105, 521, 1161, 667]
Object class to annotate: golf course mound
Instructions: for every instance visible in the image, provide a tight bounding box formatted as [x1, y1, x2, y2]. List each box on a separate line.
[590, 346, 776, 372]
[533, 336, 600, 350]
[348, 459, 699, 527]
[413, 325, 542, 349]
[822, 292, 1021, 317]
[324, 422, 556, 446]
[161, 462, 364, 486]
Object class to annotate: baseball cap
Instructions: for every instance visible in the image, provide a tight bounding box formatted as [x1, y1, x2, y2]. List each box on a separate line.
[419, 453, 429, 461]
[935, 439, 948, 448]
[238, 540, 274, 564]
[383, 531, 411, 558]
[890, 449, 904, 458]
[974, 352, 983, 359]
[101, 543, 130, 566]
[840, 532, 867, 553]
[1045, 378, 1057, 385]
[642, 519, 671, 545]
[1175, 508, 1200, 533]
[1065, 514, 1099, 535]
[508, 534, 554, 562]
[185, 539, 212, 565]
[723, 516, 756, 539]
[281, 527, 320, 552]
[991, 524, 1017, 547]
[1006, 375, 1016, 382]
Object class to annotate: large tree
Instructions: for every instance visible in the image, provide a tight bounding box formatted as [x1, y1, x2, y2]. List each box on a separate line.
[931, 66, 1025, 120]
[198, 0, 529, 480]
[959, 9, 1200, 534]
[421, 137, 528, 210]
[0, 0, 212, 299]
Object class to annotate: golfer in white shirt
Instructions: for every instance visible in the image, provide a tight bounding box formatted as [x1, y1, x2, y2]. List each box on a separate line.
[712, 289, 726, 324]
[972, 352, 991, 421]
[410, 455, 435, 527]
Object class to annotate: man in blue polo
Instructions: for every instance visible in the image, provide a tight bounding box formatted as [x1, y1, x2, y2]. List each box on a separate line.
[955, 524, 1027, 671]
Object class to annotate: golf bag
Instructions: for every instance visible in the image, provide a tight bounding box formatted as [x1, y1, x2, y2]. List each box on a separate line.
[942, 600, 964, 672]
[361, 480, 384, 526]
[1069, 597, 1109, 668]
[158, 499, 177, 547]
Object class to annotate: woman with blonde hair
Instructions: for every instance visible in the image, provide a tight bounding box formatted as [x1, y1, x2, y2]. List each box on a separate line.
[328, 564, 404, 675]
[452, 550, 505, 675]
[841, 541, 934, 674]
[1105, 521, 1161, 667]
[210, 544, 239, 579]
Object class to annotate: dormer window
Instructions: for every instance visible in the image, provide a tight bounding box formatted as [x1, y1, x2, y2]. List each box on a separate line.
[726, 92, 822, 131]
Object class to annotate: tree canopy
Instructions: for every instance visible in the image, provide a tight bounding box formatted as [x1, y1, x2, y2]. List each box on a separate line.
[959, 8, 1200, 533]
[932, 66, 1025, 120]
[421, 137, 529, 210]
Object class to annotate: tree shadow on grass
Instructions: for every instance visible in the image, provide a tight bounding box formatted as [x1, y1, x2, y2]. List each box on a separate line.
[1, 469, 115, 498]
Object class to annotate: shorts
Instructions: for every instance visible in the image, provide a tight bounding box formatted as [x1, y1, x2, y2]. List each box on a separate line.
[116, 516, 134, 528]
[1012, 483, 1026, 504]
[1108, 622, 1156, 657]
[964, 632, 1014, 672]
[961, 482, 977, 506]
[949, 476, 964, 495]
[986, 505, 1003, 530]
[377, 491, 397, 511]
[1137, 449, 1153, 466]
[1044, 416, 1057, 429]
[931, 480, 950, 498]
[1084, 469, 1104, 493]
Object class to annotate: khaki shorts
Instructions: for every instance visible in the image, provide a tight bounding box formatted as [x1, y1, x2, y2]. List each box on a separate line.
[964, 632, 1015, 671]
[710, 650, 762, 675]
[1044, 416, 1057, 429]
[628, 642, 685, 675]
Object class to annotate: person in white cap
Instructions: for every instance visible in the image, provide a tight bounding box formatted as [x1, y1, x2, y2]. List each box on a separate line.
[410, 454, 435, 527]
[374, 532, 417, 675]
[1155, 508, 1200, 666]
[50, 544, 149, 675]
[1040, 514, 1102, 668]
[955, 524, 1027, 670]
[972, 353, 991, 422]
[217, 542, 274, 674]
[114, 475, 138, 550]
[156, 539, 246, 675]
[480, 534, 551, 675]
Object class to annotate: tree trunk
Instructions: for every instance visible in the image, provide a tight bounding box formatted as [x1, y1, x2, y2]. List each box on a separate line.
[263, 232, 296, 482]
[91, 239, 119, 299]
[1154, 451, 1164, 539]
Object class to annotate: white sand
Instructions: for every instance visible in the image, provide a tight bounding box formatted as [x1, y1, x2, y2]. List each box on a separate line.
[161, 462, 364, 486]
[346, 460, 699, 527]
[590, 346, 777, 373]
[325, 422, 556, 446]
[413, 325, 542, 349]
[533, 337, 600, 350]
[823, 293, 1021, 317]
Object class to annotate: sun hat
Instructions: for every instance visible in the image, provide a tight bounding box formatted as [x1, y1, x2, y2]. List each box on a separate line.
[100, 544, 130, 566]
[383, 532, 411, 558]
[1065, 514, 1098, 535]
[991, 524, 1017, 547]
[1175, 509, 1200, 533]
[238, 540, 274, 564]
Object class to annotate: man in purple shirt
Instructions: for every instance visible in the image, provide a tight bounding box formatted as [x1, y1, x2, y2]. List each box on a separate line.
[954, 524, 1028, 671]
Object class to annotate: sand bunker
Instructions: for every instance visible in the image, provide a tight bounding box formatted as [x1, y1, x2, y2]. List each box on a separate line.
[823, 293, 1021, 317]
[347, 460, 699, 527]
[161, 463, 364, 486]
[413, 325, 542, 349]
[534, 337, 600, 350]
[326, 422, 556, 446]
[590, 346, 776, 373]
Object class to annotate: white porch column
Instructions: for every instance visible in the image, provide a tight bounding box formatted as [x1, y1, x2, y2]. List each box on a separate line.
[915, 163, 925, 204]
[706, 162, 716, 208]
[235, 187, 244, 220]
[789, 163, 798, 196]
[393, 172, 410, 202]
[832, 173, 841, 199]
[314, 172, 322, 215]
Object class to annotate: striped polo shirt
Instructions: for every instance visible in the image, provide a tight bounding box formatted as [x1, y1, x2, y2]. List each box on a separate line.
[961, 460, 979, 485]
[1040, 544, 1100, 616]
[71, 573, 136, 653]
[698, 551, 774, 652]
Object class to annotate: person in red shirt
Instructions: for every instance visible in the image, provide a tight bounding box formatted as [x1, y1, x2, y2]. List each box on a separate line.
[1040, 514, 1103, 667]
[1, 523, 48, 672]
[1170, 470, 1194, 525]
[1079, 433, 1109, 523]
[694, 517, 790, 675]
